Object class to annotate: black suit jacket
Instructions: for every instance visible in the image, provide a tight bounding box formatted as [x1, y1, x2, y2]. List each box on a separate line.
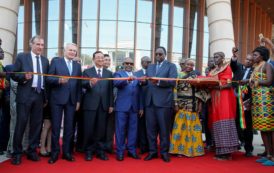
[46, 57, 82, 105]
[12, 52, 49, 103]
[230, 59, 253, 101]
[82, 67, 113, 111]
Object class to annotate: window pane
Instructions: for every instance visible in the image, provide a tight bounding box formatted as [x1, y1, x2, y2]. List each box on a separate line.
[190, 12, 198, 60]
[118, 22, 134, 49]
[100, 0, 116, 20]
[135, 50, 151, 70]
[32, 0, 41, 35]
[17, 5, 24, 51]
[99, 21, 116, 48]
[47, 21, 59, 49]
[172, 53, 182, 71]
[119, 0, 135, 21]
[82, 0, 97, 19]
[47, 0, 59, 56]
[160, 25, 168, 49]
[137, 0, 152, 23]
[81, 48, 96, 68]
[173, 27, 183, 53]
[47, 48, 58, 60]
[81, 21, 96, 48]
[136, 23, 151, 50]
[48, 0, 59, 20]
[64, 0, 78, 44]
[174, 3, 184, 27]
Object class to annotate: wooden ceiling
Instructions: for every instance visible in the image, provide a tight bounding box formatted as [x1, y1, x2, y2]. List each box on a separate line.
[255, 0, 274, 22]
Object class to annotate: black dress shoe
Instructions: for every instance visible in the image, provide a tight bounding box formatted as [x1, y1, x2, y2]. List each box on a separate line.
[144, 153, 158, 161]
[11, 155, 22, 165]
[27, 153, 40, 161]
[97, 153, 109, 161]
[128, 152, 141, 159]
[48, 153, 59, 164]
[116, 155, 124, 161]
[85, 152, 93, 161]
[161, 153, 170, 162]
[62, 153, 75, 162]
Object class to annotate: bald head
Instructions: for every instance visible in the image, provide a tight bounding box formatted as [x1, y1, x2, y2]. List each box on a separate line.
[141, 56, 151, 69]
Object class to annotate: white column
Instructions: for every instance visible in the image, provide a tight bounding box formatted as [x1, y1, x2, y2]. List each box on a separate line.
[0, 0, 20, 65]
[206, 0, 235, 58]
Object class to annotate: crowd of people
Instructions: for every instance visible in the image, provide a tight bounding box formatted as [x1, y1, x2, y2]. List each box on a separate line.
[0, 35, 273, 166]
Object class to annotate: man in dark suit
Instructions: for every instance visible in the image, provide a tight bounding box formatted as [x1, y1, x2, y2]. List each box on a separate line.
[47, 43, 82, 164]
[143, 47, 177, 162]
[230, 49, 254, 157]
[113, 57, 143, 161]
[135, 56, 151, 154]
[11, 35, 49, 165]
[82, 51, 113, 161]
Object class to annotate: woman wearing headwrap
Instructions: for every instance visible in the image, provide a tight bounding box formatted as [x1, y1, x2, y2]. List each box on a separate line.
[169, 59, 209, 157]
[250, 46, 274, 166]
[208, 52, 239, 160]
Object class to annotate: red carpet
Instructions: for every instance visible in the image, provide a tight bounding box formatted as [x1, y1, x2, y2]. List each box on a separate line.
[0, 151, 273, 173]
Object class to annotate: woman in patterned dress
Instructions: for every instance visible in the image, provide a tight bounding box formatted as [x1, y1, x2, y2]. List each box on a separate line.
[169, 59, 208, 157]
[208, 52, 239, 160]
[250, 46, 274, 166]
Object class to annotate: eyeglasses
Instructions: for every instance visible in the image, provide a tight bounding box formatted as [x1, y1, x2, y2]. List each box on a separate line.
[124, 62, 134, 65]
[155, 53, 163, 56]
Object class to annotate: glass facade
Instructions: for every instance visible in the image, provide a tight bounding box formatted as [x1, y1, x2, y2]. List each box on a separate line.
[16, 0, 209, 72]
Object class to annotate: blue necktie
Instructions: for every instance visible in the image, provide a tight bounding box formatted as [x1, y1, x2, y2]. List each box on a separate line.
[68, 60, 72, 75]
[97, 69, 102, 78]
[36, 56, 42, 93]
[156, 63, 160, 74]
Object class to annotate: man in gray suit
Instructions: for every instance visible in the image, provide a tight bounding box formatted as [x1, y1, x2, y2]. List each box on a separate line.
[143, 47, 177, 162]
[11, 35, 49, 165]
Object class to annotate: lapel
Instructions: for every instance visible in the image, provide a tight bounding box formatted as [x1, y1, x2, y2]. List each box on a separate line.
[27, 53, 34, 72]
[90, 67, 97, 77]
[156, 60, 167, 76]
[102, 68, 108, 78]
[61, 57, 70, 76]
[71, 61, 78, 76]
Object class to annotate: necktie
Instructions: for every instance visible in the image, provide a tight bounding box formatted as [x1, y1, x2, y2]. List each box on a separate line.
[97, 69, 102, 78]
[68, 60, 72, 75]
[156, 63, 160, 73]
[36, 56, 42, 93]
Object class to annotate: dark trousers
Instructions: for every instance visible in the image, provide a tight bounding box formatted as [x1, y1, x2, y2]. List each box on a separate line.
[115, 109, 138, 156]
[137, 111, 148, 152]
[74, 109, 84, 152]
[236, 100, 253, 152]
[104, 112, 115, 152]
[146, 104, 171, 154]
[51, 101, 76, 154]
[13, 90, 43, 155]
[83, 104, 107, 154]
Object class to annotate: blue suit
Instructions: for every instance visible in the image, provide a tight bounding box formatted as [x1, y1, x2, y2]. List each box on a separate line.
[113, 70, 142, 156]
[46, 57, 82, 155]
[145, 60, 177, 154]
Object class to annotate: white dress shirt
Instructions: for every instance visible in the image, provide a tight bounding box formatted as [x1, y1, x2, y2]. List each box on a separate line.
[31, 51, 44, 89]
